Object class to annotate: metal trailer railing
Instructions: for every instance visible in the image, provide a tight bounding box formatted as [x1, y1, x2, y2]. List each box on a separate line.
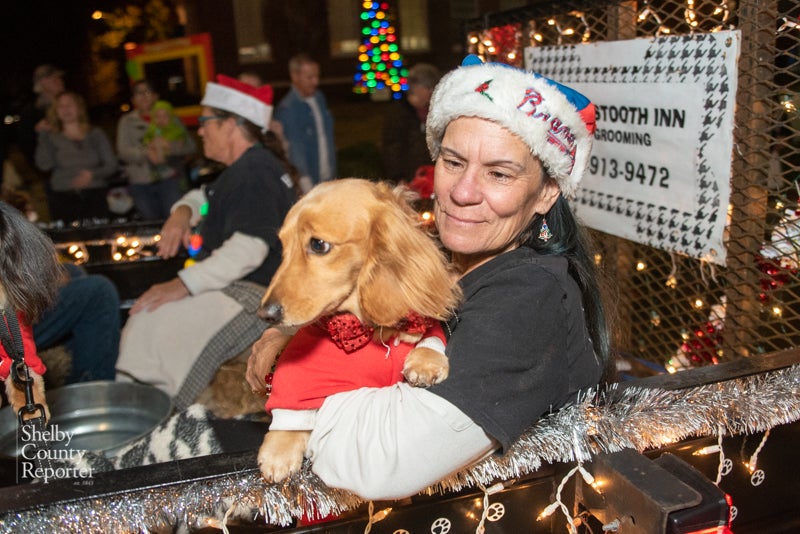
[464, 0, 800, 370]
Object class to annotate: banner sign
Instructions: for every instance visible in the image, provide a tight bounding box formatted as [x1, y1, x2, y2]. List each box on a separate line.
[526, 31, 740, 265]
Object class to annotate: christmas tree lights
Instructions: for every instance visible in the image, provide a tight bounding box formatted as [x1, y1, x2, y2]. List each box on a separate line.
[353, 1, 407, 100]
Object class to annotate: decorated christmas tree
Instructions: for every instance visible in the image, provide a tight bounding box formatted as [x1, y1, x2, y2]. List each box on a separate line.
[353, 1, 407, 100]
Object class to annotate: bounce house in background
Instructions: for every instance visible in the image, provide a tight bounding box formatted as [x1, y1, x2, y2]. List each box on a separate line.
[124, 33, 215, 126]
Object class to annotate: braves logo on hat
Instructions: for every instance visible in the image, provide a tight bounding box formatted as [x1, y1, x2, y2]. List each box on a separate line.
[517, 87, 579, 174]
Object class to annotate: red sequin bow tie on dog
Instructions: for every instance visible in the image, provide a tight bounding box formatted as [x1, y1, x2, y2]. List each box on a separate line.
[317, 312, 438, 353]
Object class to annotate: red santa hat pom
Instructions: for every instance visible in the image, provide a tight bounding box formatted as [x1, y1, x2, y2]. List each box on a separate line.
[201, 74, 274, 130]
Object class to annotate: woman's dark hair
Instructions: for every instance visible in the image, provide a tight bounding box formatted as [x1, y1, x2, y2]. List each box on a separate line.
[519, 191, 615, 380]
[0, 201, 62, 322]
[211, 108, 302, 196]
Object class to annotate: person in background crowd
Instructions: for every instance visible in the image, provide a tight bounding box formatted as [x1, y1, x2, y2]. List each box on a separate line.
[34, 91, 117, 222]
[381, 63, 442, 183]
[248, 55, 613, 500]
[16, 64, 65, 168]
[117, 74, 298, 411]
[137, 99, 196, 219]
[118, 80, 192, 221]
[274, 53, 336, 193]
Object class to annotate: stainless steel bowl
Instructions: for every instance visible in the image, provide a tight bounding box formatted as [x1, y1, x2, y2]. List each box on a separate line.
[0, 381, 171, 458]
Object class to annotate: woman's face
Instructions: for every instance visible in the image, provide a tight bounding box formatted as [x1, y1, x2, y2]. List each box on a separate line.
[131, 84, 157, 113]
[198, 106, 233, 164]
[55, 94, 79, 122]
[433, 117, 560, 273]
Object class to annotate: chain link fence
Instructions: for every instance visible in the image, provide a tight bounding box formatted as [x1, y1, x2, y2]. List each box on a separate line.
[465, 0, 800, 370]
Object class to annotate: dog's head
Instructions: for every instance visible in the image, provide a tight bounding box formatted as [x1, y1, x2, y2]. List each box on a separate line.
[0, 201, 62, 321]
[257, 178, 461, 329]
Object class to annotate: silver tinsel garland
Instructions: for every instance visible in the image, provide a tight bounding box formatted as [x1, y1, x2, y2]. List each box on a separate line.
[2, 364, 799, 533]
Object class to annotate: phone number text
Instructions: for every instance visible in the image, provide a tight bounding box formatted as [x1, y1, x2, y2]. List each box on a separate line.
[589, 156, 670, 188]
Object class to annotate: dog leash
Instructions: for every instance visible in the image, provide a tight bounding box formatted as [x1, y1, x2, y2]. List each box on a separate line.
[0, 308, 53, 475]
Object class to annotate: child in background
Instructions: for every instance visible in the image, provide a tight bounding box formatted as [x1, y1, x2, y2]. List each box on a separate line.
[141, 100, 196, 218]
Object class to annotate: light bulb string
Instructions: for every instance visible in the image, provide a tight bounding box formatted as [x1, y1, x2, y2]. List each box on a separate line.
[364, 500, 375, 534]
[475, 482, 505, 534]
[715, 425, 727, 485]
[537, 464, 594, 534]
[747, 428, 770, 472]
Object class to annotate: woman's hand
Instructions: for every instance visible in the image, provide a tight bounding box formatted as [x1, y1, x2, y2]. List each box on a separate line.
[72, 169, 93, 189]
[129, 277, 189, 314]
[246, 327, 293, 395]
[157, 205, 192, 258]
[146, 139, 167, 164]
[34, 118, 52, 133]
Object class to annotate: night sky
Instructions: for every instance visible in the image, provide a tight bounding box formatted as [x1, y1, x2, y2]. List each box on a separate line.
[2, 2, 95, 107]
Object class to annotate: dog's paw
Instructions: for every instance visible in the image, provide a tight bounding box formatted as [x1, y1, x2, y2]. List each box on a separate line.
[403, 347, 449, 387]
[257, 430, 310, 483]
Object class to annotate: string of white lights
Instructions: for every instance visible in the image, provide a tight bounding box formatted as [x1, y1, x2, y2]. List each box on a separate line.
[2, 363, 798, 532]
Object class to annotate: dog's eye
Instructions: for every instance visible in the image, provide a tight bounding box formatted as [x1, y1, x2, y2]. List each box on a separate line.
[308, 238, 332, 255]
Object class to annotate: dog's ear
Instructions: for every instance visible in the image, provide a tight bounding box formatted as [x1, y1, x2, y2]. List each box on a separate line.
[358, 184, 462, 326]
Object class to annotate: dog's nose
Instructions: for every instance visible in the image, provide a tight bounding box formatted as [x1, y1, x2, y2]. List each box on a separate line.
[257, 300, 284, 324]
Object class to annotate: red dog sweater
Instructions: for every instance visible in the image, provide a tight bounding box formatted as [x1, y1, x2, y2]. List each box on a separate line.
[265, 313, 445, 429]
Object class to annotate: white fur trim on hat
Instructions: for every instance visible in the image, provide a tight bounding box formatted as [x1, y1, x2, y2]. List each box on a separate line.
[201, 82, 273, 130]
[426, 62, 595, 198]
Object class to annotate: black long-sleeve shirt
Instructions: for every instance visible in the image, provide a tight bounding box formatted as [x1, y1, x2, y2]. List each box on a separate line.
[431, 247, 603, 451]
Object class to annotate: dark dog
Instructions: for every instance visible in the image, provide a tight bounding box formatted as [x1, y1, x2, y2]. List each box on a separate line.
[0, 201, 62, 420]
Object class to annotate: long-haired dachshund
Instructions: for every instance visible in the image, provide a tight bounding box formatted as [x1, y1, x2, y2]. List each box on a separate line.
[255, 178, 461, 482]
[0, 201, 61, 420]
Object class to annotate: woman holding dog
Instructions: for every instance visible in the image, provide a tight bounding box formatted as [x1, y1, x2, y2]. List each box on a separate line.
[248, 55, 613, 500]
[117, 75, 298, 410]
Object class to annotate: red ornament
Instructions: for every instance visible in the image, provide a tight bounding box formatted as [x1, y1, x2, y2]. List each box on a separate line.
[680, 321, 722, 365]
[755, 252, 796, 304]
[409, 165, 435, 199]
[488, 24, 523, 67]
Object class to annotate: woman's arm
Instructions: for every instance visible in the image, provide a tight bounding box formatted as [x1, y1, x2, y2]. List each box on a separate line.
[131, 231, 267, 314]
[170, 187, 208, 226]
[304, 338, 530, 501]
[34, 132, 55, 172]
[177, 231, 268, 294]
[306, 382, 497, 500]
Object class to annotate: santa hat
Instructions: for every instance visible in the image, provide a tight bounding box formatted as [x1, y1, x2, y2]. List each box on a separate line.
[426, 55, 596, 198]
[201, 74, 274, 130]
